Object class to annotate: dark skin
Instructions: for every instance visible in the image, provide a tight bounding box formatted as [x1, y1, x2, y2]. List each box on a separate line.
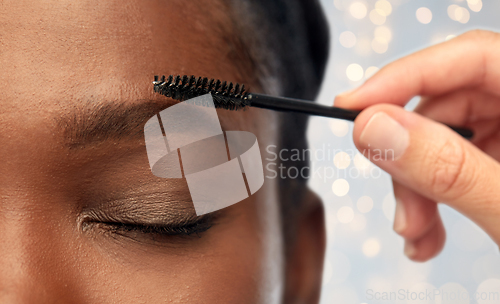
[0, 1, 325, 303]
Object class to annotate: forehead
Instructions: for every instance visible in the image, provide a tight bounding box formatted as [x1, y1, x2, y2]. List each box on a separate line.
[0, 0, 278, 175]
[0, 0, 248, 117]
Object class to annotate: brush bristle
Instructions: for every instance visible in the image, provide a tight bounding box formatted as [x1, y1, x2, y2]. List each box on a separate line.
[153, 75, 250, 110]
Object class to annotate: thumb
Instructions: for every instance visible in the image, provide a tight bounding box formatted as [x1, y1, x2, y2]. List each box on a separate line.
[353, 104, 500, 243]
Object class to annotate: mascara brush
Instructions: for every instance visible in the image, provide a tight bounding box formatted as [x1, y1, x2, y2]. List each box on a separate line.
[153, 75, 474, 139]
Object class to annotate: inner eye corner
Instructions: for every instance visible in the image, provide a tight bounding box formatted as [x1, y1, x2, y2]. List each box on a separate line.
[75, 211, 105, 232]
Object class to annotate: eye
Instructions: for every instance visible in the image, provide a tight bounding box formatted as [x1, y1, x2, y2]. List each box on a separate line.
[80, 212, 218, 245]
[102, 218, 213, 237]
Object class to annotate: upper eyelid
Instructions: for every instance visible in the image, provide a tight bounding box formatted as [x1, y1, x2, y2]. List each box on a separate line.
[78, 203, 220, 230]
[78, 192, 196, 226]
[87, 190, 192, 207]
[78, 208, 197, 228]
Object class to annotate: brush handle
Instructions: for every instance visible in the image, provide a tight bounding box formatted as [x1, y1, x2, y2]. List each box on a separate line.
[247, 93, 474, 140]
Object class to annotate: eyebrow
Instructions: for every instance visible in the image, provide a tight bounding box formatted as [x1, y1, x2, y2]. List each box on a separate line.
[58, 99, 177, 149]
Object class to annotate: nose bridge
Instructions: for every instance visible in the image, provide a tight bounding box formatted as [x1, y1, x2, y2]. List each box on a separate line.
[0, 194, 81, 303]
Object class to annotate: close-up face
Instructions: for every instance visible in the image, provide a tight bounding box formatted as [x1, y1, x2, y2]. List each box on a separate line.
[0, 1, 326, 303]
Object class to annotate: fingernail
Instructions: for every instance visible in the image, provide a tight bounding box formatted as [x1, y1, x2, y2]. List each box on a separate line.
[359, 112, 410, 161]
[404, 241, 417, 258]
[393, 199, 407, 233]
[336, 88, 357, 98]
[334, 88, 357, 106]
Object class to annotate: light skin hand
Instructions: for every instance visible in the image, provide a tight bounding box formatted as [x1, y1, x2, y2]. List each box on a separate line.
[335, 30, 500, 262]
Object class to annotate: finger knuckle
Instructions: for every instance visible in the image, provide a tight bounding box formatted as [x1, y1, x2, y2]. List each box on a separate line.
[462, 29, 500, 42]
[423, 139, 469, 199]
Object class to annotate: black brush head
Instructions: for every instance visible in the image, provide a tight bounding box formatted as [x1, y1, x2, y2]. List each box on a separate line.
[153, 75, 250, 110]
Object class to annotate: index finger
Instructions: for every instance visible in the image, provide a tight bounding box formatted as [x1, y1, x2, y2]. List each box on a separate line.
[334, 30, 500, 110]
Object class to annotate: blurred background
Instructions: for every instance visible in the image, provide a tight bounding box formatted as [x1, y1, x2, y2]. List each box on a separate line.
[310, 0, 500, 303]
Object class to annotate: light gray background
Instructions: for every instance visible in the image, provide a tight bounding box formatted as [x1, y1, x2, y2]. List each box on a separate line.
[310, 0, 500, 303]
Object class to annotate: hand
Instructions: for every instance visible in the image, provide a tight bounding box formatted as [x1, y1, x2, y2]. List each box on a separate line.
[334, 30, 500, 262]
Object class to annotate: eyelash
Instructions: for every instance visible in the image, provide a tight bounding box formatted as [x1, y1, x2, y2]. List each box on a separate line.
[100, 218, 213, 238]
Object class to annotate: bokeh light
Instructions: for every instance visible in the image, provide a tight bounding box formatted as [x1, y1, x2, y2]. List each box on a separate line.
[468, 0, 483, 12]
[448, 5, 471, 24]
[329, 119, 349, 137]
[333, 151, 351, 169]
[374, 26, 392, 42]
[439, 282, 470, 304]
[339, 31, 357, 48]
[337, 206, 354, 223]
[332, 179, 350, 197]
[457, 7, 471, 24]
[372, 37, 389, 54]
[354, 36, 372, 56]
[353, 153, 371, 174]
[448, 4, 460, 20]
[446, 34, 457, 41]
[349, 2, 367, 19]
[346, 63, 364, 81]
[357, 196, 374, 213]
[375, 0, 392, 16]
[409, 282, 438, 304]
[416, 7, 432, 24]
[349, 213, 367, 231]
[333, 0, 345, 11]
[369, 9, 386, 25]
[364, 66, 379, 79]
[362, 238, 381, 257]
[476, 279, 500, 304]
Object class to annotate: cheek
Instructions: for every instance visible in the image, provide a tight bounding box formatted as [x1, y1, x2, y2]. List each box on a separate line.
[72, 182, 284, 304]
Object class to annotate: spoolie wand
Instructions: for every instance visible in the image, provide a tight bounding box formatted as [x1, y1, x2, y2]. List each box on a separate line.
[153, 75, 474, 139]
